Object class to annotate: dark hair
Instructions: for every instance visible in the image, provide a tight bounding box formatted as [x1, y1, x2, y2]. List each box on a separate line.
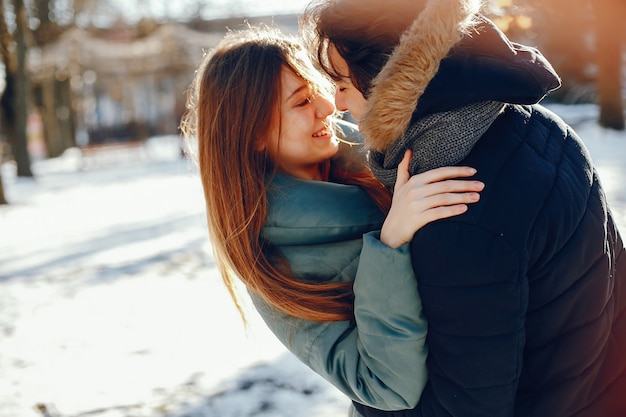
[302, 0, 421, 97]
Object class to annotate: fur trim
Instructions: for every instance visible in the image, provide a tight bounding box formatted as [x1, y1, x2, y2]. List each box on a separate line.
[361, 0, 482, 152]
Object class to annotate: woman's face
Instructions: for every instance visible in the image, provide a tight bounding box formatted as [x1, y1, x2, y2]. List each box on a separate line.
[261, 66, 338, 181]
[328, 46, 368, 122]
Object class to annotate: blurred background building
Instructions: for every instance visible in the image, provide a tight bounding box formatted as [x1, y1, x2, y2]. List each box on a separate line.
[24, 14, 299, 156]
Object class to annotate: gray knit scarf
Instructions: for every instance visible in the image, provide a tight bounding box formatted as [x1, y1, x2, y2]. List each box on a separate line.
[369, 101, 505, 187]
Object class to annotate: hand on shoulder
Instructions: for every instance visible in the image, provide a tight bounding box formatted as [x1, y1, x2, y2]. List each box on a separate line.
[380, 150, 484, 248]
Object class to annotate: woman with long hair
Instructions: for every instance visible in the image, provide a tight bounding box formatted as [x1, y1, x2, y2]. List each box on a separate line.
[180, 24, 484, 414]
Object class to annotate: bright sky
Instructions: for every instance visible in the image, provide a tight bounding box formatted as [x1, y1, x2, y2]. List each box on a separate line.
[114, 0, 313, 22]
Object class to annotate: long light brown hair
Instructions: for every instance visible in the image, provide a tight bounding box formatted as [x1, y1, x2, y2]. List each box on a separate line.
[180, 25, 390, 323]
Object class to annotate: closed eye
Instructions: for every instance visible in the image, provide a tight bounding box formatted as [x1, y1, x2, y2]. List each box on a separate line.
[296, 96, 313, 107]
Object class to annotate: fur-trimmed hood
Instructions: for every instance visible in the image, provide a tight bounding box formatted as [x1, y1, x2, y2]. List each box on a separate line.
[360, 0, 562, 153]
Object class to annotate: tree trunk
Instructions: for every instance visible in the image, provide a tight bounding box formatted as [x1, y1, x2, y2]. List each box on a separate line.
[525, 0, 594, 101]
[57, 78, 77, 152]
[40, 80, 63, 157]
[0, 172, 7, 205]
[12, 0, 34, 176]
[0, 0, 28, 180]
[593, 0, 625, 130]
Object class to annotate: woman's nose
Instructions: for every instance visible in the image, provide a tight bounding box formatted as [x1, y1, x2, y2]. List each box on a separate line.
[316, 95, 336, 117]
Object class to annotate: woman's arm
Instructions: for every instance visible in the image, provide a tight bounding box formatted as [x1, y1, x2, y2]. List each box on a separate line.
[249, 232, 427, 410]
[353, 226, 527, 417]
[251, 158, 483, 410]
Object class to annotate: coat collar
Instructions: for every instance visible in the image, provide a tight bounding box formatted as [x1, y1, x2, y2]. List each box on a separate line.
[360, 0, 561, 153]
[262, 174, 385, 246]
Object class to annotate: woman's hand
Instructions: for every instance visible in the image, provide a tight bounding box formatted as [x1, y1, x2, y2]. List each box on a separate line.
[380, 150, 484, 248]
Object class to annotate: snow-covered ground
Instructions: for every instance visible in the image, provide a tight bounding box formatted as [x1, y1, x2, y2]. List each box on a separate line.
[1, 104, 625, 417]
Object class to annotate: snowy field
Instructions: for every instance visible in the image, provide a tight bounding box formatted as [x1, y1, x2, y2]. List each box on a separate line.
[1, 104, 625, 417]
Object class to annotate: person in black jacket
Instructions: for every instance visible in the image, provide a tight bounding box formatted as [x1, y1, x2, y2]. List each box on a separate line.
[303, 0, 626, 415]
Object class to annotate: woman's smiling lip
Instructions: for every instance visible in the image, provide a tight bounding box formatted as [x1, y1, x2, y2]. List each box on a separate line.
[312, 127, 331, 138]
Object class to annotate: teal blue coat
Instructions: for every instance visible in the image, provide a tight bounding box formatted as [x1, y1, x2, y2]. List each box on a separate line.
[249, 164, 428, 411]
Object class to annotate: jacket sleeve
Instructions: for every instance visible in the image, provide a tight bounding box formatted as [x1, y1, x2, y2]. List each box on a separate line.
[354, 223, 526, 417]
[249, 231, 428, 410]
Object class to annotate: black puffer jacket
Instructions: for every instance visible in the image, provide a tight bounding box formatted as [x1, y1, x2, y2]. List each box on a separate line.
[354, 1, 626, 416]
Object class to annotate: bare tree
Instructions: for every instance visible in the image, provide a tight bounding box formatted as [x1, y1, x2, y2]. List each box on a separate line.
[593, 0, 625, 130]
[0, 1, 8, 204]
[0, 168, 6, 204]
[0, 134, 6, 204]
[498, 0, 624, 131]
[0, 0, 33, 177]
[33, 0, 58, 43]
[0, 182, 6, 205]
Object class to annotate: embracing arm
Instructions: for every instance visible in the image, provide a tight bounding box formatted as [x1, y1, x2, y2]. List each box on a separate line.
[250, 232, 428, 410]
[252, 149, 483, 410]
[354, 224, 527, 417]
